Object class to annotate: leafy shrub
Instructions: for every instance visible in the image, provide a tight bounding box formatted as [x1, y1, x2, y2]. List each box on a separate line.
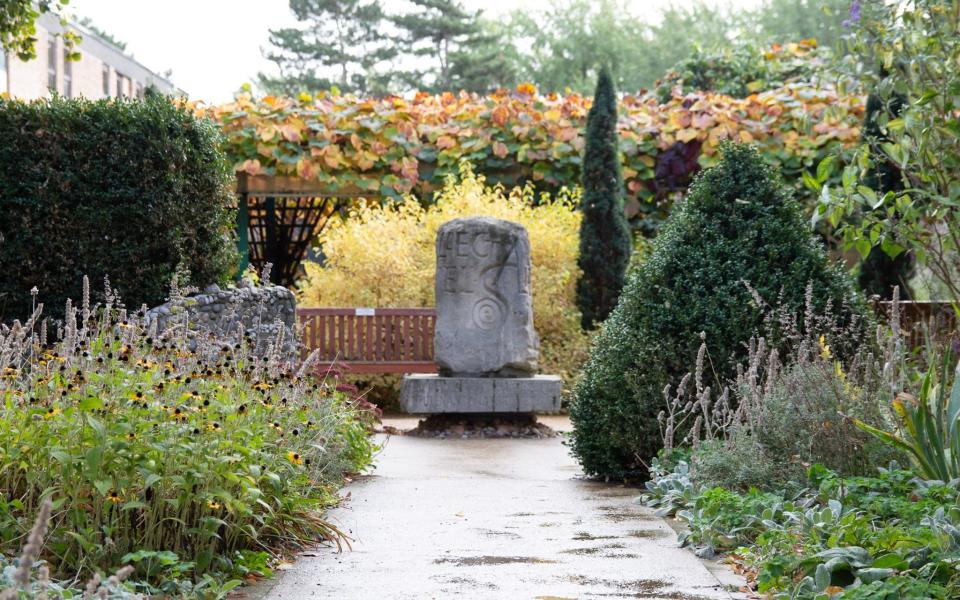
[692, 341, 900, 492]
[0, 95, 236, 321]
[298, 164, 590, 386]
[640, 462, 960, 598]
[0, 280, 375, 590]
[689, 438, 783, 493]
[570, 143, 867, 479]
[656, 39, 828, 100]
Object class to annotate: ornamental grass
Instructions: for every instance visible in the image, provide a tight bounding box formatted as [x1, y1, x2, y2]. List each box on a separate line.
[0, 277, 375, 590]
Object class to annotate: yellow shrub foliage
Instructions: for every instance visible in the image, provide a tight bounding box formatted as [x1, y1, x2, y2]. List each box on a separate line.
[298, 164, 590, 382]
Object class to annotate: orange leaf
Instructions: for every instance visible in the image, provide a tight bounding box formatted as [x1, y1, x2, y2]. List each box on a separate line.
[436, 135, 456, 150]
[492, 141, 509, 158]
[491, 106, 510, 127]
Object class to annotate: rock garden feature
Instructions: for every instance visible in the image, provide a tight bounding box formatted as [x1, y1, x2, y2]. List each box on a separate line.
[400, 217, 561, 414]
[146, 281, 298, 360]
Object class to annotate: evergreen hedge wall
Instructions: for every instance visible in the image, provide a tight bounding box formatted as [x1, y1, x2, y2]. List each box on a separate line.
[0, 95, 236, 321]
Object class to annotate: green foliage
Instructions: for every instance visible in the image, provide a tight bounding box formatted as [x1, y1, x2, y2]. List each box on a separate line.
[0, 95, 237, 322]
[0, 0, 79, 61]
[576, 69, 631, 329]
[746, 0, 851, 49]
[259, 0, 395, 96]
[569, 143, 865, 479]
[690, 438, 783, 493]
[641, 464, 960, 598]
[820, 0, 960, 300]
[260, 0, 512, 95]
[656, 39, 828, 100]
[852, 352, 960, 482]
[693, 349, 901, 492]
[390, 0, 514, 93]
[260, 0, 857, 96]
[856, 91, 914, 299]
[0, 287, 376, 590]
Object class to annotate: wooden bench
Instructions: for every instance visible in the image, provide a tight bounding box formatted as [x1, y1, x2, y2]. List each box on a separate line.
[298, 308, 437, 374]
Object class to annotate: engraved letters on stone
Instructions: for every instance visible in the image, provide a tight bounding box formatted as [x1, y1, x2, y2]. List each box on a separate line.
[433, 217, 539, 376]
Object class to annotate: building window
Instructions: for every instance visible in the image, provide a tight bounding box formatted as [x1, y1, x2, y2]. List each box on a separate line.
[135, 83, 144, 98]
[63, 50, 72, 97]
[116, 72, 126, 98]
[47, 39, 58, 92]
[102, 64, 110, 96]
[0, 53, 7, 95]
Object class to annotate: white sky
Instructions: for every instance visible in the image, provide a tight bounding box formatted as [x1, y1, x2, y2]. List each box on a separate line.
[67, 0, 761, 103]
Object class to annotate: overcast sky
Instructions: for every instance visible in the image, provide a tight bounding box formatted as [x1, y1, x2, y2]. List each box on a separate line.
[67, 0, 761, 102]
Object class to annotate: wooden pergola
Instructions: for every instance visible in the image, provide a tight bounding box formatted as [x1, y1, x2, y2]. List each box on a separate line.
[235, 173, 379, 287]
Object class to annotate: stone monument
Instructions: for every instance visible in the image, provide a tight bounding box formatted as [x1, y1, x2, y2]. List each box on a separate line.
[400, 217, 561, 414]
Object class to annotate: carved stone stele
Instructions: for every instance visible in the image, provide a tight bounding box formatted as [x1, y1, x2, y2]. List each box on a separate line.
[433, 217, 539, 376]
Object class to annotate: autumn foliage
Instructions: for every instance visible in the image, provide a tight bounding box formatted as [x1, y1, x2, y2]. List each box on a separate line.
[194, 81, 863, 219]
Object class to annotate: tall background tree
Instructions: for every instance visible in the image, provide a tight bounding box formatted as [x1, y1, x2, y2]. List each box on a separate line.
[576, 68, 632, 329]
[391, 0, 513, 93]
[259, 0, 394, 95]
[258, 0, 852, 97]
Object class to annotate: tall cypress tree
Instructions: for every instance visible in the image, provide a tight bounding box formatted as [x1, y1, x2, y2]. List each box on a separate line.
[576, 68, 632, 329]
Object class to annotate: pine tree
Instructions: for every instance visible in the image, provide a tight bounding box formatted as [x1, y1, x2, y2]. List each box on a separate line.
[258, 0, 394, 96]
[391, 0, 513, 93]
[858, 90, 914, 299]
[575, 68, 632, 329]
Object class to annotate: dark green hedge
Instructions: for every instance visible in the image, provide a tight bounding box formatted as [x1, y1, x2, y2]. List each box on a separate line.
[0, 95, 236, 321]
[569, 143, 868, 480]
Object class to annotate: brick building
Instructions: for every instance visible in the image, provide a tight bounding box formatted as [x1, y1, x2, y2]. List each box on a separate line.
[0, 13, 182, 99]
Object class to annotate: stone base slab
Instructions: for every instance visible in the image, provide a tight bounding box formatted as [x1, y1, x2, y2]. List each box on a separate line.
[399, 374, 562, 414]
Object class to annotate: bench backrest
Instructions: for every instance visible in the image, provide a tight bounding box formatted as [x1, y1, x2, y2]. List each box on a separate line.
[298, 308, 437, 374]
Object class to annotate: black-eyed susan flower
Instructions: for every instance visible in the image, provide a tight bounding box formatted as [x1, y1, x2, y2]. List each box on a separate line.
[107, 490, 123, 503]
[126, 432, 136, 441]
[171, 407, 187, 421]
[237, 404, 247, 415]
[207, 421, 221, 432]
[207, 500, 221, 510]
[287, 451, 303, 465]
[271, 421, 282, 431]
[43, 407, 60, 419]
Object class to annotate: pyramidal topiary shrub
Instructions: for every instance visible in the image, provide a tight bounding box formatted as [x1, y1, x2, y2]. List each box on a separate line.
[569, 143, 868, 479]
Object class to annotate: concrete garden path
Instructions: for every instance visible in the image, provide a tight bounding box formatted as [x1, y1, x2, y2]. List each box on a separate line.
[247, 417, 744, 600]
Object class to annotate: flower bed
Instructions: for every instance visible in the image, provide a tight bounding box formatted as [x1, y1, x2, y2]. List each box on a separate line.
[0, 281, 376, 596]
